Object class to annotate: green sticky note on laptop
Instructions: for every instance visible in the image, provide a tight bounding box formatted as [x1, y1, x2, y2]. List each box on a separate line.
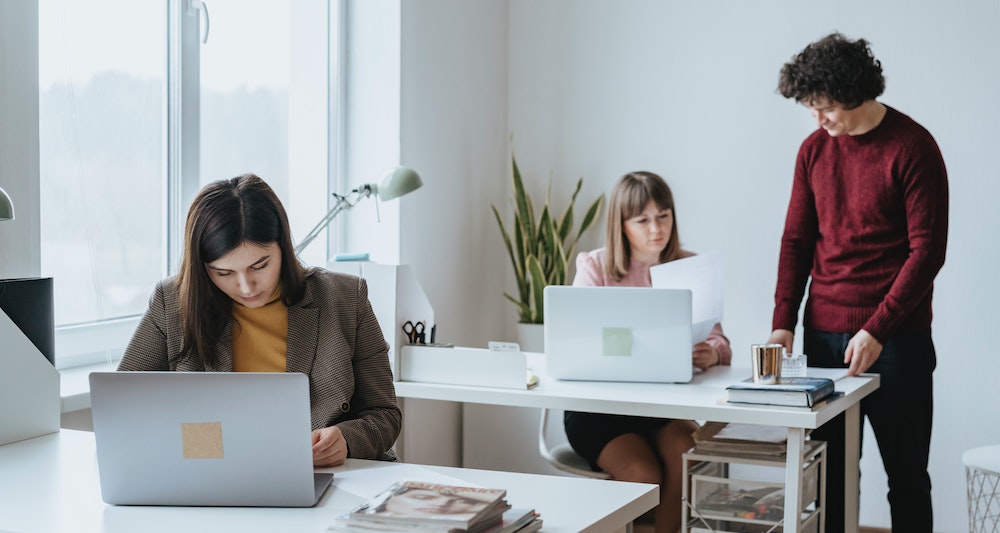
[602, 327, 632, 356]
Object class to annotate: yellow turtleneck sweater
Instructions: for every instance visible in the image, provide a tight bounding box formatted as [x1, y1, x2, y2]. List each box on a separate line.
[231, 286, 288, 372]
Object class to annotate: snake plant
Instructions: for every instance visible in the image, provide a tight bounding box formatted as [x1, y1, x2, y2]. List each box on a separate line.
[492, 156, 604, 324]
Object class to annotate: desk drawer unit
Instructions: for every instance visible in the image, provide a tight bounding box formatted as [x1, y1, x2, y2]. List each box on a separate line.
[682, 440, 826, 533]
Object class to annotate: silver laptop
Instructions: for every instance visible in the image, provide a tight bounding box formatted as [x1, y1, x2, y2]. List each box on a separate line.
[544, 286, 693, 383]
[89, 371, 333, 507]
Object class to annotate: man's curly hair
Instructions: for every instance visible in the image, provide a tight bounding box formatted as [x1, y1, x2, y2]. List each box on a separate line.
[778, 32, 885, 110]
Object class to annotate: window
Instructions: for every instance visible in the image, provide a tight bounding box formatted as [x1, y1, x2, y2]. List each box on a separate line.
[197, 0, 332, 268]
[39, 0, 339, 368]
[38, 0, 167, 328]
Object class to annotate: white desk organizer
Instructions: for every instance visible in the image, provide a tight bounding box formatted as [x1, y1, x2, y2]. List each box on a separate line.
[327, 262, 433, 380]
[400, 345, 530, 389]
[0, 309, 60, 445]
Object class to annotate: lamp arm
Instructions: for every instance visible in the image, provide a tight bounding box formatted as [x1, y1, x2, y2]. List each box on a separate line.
[294, 186, 376, 256]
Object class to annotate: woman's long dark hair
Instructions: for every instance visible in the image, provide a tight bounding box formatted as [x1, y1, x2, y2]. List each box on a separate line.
[174, 174, 305, 367]
[605, 171, 681, 281]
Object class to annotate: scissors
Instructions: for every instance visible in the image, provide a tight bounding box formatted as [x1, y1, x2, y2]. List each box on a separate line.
[402, 320, 426, 344]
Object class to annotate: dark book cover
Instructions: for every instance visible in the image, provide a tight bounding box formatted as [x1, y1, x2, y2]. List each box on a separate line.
[726, 377, 835, 407]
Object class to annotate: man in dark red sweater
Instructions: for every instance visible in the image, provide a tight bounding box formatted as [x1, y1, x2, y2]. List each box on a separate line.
[768, 33, 948, 532]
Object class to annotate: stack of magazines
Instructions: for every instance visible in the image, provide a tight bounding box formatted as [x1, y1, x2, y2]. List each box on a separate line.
[691, 421, 791, 457]
[329, 480, 542, 533]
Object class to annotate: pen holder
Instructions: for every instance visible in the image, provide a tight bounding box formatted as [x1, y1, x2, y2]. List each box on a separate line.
[751, 344, 784, 384]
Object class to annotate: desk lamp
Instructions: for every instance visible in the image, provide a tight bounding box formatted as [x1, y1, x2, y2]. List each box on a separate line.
[0, 186, 13, 221]
[294, 167, 422, 255]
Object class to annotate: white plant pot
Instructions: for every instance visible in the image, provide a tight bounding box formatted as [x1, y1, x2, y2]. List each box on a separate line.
[516, 322, 544, 353]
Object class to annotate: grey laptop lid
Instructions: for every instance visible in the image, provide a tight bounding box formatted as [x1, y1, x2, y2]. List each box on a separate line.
[89, 371, 333, 507]
[544, 286, 693, 383]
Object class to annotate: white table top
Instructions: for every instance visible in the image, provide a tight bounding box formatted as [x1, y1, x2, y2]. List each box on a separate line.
[963, 445, 1000, 474]
[395, 354, 880, 429]
[0, 430, 657, 533]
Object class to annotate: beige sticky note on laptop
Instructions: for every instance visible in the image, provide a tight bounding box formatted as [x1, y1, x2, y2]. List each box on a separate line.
[181, 422, 224, 459]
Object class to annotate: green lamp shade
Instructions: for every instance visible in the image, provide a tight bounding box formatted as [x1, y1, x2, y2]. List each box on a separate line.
[0, 187, 14, 221]
[374, 167, 422, 201]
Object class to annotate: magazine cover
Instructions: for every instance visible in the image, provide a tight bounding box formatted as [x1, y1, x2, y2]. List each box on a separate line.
[350, 480, 508, 528]
[697, 486, 784, 520]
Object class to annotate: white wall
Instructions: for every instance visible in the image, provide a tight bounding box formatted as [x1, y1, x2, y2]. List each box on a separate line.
[0, 1, 40, 278]
[506, 1, 1000, 530]
[399, 0, 510, 349]
[397, 0, 511, 466]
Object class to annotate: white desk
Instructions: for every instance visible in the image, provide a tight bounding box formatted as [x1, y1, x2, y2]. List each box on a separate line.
[395, 355, 880, 533]
[0, 430, 656, 533]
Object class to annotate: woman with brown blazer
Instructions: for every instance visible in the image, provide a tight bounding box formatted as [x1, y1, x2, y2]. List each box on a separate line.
[118, 174, 401, 466]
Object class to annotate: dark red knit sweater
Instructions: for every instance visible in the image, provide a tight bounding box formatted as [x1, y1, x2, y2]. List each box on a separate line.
[772, 106, 948, 342]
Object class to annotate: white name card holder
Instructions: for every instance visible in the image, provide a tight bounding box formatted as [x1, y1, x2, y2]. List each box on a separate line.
[400, 345, 530, 389]
[0, 309, 60, 445]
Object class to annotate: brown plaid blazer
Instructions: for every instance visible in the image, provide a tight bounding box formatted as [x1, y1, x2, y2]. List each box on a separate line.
[118, 268, 401, 461]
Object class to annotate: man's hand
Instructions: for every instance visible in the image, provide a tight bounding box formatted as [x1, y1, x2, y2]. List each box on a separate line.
[767, 329, 794, 354]
[844, 329, 882, 376]
[312, 426, 348, 467]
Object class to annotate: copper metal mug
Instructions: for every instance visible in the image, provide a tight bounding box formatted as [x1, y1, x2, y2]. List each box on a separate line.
[751, 344, 784, 384]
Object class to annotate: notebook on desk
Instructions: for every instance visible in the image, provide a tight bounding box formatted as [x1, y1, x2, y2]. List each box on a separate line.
[543, 286, 694, 383]
[89, 371, 333, 507]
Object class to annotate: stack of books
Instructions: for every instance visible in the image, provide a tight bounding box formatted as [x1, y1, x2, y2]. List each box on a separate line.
[329, 480, 542, 533]
[692, 421, 790, 458]
[725, 376, 836, 407]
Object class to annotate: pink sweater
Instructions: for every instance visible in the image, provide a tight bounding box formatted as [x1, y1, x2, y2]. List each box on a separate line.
[573, 249, 732, 365]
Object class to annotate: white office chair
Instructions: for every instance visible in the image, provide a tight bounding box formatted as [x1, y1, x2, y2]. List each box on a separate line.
[537, 408, 610, 479]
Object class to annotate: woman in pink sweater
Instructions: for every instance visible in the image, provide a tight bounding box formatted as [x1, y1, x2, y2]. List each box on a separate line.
[565, 171, 731, 533]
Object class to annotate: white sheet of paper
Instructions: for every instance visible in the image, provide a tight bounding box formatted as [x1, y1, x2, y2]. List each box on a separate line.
[650, 252, 724, 344]
[691, 319, 716, 346]
[330, 463, 478, 501]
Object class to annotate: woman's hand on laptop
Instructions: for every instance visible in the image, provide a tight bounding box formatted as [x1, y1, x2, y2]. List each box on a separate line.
[312, 426, 348, 467]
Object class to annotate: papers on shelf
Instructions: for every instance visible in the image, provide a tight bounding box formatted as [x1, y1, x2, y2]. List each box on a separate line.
[650, 251, 723, 344]
[714, 423, 789, 443]
[692, 421, 790, 457]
